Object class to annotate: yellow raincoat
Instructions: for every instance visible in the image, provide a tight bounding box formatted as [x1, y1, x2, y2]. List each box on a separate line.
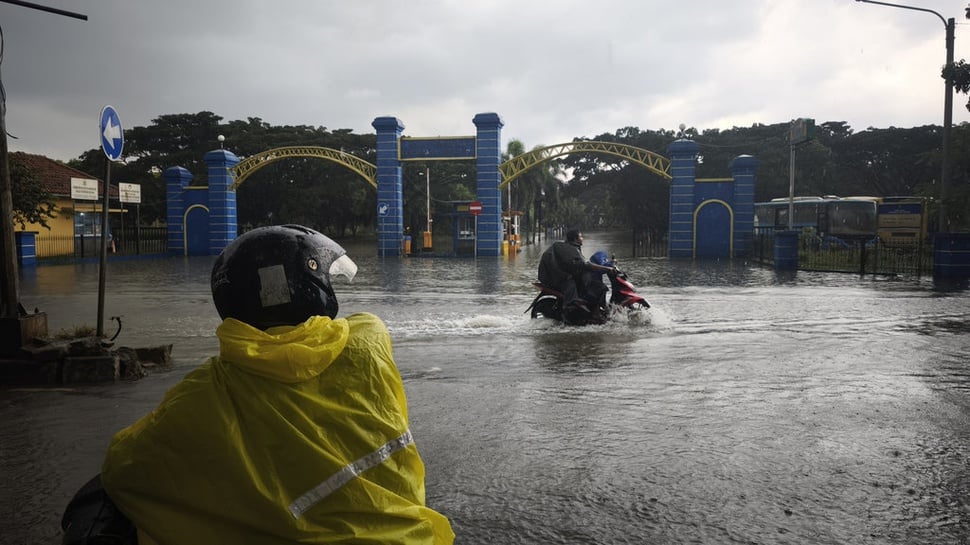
[102, 312, 454, 545]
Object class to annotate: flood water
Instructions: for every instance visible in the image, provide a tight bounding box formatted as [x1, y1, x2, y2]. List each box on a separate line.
[3, 230, 970, 544]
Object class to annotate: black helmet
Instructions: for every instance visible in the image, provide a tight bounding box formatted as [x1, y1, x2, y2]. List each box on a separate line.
[211, 225, 358, 329]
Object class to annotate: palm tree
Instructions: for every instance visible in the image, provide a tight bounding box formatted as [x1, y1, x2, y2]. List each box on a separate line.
[501, 140, 566, 244]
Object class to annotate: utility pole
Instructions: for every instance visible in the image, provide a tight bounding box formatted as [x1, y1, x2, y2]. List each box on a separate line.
[0, 1, 86, 355]
[0, 92, 18, 318]
[942, 15, 954, 232]
[854, 0, 954, 232]
[0, 1, 87, 318]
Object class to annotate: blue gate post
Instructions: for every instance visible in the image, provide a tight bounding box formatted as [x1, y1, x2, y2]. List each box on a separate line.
[667, 139, 699, 258]
[730, 154, 758, 257]
[372, 116, 405, 257]
[934, 233, 970, 281]
[205, 149, 240, 254]
[473, 113, 504, 257]
[164, 166, 193, 256]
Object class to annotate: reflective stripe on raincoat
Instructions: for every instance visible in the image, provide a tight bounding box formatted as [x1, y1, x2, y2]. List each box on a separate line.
[101, 312, 454, 545]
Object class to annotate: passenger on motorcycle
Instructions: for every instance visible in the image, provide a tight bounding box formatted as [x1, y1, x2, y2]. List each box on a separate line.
[96, 225, 454, 545]
[538, 230, 616, 312]
[589, 250, 616, 296]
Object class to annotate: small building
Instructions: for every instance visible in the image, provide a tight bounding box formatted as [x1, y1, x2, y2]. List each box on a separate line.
[10, 152, 118, 259]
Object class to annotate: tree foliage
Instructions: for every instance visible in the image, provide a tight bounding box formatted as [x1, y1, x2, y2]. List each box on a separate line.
[9, 154, 56, 229]
[54, 110, 970, 238]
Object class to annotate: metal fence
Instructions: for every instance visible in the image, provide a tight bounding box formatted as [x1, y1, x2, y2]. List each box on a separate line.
[34, 226, 168, 261]
[115, 226, 168, 255]
[752, 231, 933, 277]
[632, 231, 668, 258]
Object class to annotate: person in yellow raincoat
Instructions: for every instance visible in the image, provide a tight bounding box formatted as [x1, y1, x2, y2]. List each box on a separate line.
[99, 224, 454, 545]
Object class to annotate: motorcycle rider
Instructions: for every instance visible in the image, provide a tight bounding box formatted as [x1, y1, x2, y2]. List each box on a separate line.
[538, 230, 615, 314]
[98, 225, 455, 545]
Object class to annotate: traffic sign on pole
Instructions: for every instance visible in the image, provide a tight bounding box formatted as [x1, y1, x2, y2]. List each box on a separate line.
[97, 105, 123, 338]
[99, 105, 124, 161]
[468, 201, 483, 216]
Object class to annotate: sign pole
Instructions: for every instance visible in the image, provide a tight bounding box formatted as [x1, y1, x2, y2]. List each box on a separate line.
[136, 204, 141, 254]
[788, 136, 794, 229]
[467, 200, 482, 258]
[97, 105, 123, 339]
[787, 118, 814, 230]
[120, 201, 125, 254]
[96, 159, 111, 337]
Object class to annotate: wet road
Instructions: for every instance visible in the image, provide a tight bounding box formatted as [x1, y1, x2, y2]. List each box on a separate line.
[2, 231, 970, 544]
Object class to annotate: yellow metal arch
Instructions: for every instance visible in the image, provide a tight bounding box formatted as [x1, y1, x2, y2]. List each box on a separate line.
[230, 146, 377, 190]
[498, 141, 671, 188]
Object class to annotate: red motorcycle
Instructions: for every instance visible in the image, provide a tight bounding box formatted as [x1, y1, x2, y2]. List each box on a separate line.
[527, 254, 650, 326]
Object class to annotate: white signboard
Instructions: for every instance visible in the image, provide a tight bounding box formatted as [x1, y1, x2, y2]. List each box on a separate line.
[71, 177, 99, 201]
[119, 182, 141, 204]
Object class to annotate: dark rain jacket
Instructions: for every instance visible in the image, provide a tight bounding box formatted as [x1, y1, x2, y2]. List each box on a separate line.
[538, 240, 588, 289]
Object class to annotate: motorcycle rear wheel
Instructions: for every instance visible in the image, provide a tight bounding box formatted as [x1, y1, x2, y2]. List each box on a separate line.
[530, 295, 562, 320]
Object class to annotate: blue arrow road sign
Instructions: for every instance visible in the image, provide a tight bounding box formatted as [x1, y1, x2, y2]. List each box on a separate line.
[100, 105, 124, 161]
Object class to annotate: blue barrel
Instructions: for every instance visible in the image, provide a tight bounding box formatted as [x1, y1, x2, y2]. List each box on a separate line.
[15, 231, 37, 267]
[773, 230, 799, 271]
[934, 233, 970, 279]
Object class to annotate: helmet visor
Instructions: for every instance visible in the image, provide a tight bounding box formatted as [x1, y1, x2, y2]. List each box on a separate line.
[329, 254, 358, 282]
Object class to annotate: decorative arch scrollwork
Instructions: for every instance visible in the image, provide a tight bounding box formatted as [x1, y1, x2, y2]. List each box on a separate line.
[230, 146, 377, 189]
[498, 141, 671, 188]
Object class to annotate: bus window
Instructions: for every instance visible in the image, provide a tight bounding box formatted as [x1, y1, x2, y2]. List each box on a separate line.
[793, 202, 819, 228]
[826, 201, 877, 238]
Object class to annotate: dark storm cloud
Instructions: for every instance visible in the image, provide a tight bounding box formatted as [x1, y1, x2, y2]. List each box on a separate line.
[2, 0, 968, 161]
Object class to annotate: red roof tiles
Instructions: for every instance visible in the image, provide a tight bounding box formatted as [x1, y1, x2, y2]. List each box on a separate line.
[9, 152, 117, 198]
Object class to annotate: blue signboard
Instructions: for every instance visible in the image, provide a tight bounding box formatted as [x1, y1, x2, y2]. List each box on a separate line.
[100, 105, 124, 161]
[400, 137, 476, 160]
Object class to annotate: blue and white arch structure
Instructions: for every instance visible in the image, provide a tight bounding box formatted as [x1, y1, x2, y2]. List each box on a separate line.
[667, 139, 758, 259]
[164, 149, 240, 256]
[372, 112, 505, 257]
[162, 120, 758, 261]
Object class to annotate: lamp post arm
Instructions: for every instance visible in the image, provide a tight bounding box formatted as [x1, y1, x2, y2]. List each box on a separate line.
[854, 0, 946, 28]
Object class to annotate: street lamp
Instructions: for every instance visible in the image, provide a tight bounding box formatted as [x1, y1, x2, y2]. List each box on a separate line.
[423, 166, 433, 251]
[855, 0, 955, 232]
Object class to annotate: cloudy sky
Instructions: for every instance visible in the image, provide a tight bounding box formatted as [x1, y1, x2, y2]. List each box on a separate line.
[3, 0, 970, 162]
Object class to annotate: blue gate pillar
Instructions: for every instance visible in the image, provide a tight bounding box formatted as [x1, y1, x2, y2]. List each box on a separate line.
[473, 112, 504, 257]
[164, 166, 193, 256]
[205, 149, 240, 254]
[667, 139, 699, 258]
[730, 154, 758, 257]
[372, 116, 405, 257]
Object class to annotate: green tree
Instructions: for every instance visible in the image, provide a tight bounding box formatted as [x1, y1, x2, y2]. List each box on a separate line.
[557, 128, 674, 235]
[502, 139, 561, 240]
[9, 154, 56, 229]
[550, 197, 587, 230]
[59, 108, 970, 238]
